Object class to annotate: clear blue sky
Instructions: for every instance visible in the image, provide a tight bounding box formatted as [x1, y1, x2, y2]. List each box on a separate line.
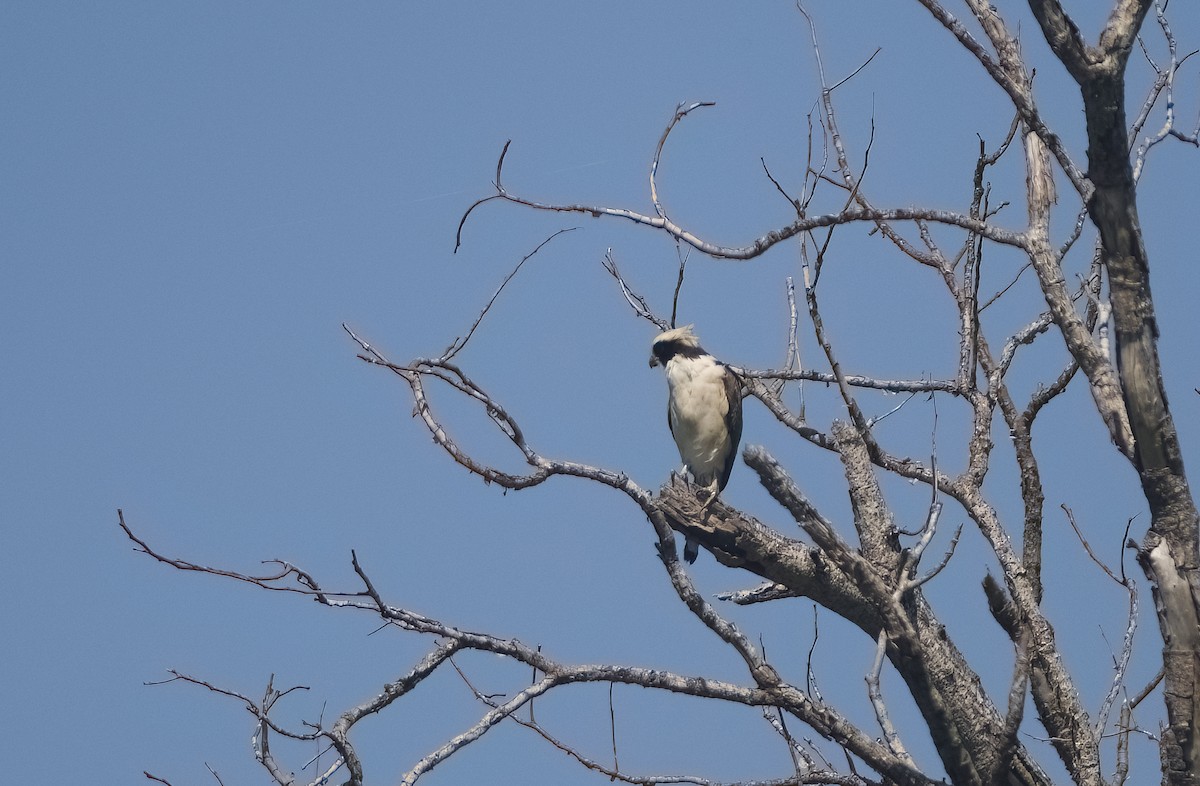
[3, 2, 1198, 784]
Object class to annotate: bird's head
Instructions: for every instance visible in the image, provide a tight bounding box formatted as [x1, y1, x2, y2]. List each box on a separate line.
[649, 325, 704, 368]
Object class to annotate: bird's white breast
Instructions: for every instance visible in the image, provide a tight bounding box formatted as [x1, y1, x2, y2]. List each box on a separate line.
[665, 354, 732, 484]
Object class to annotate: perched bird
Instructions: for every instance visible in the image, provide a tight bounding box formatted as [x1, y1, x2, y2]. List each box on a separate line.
[649, 325, 743, 562]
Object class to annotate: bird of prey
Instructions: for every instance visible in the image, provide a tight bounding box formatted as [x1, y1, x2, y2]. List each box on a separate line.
[649, 325, 743, 563]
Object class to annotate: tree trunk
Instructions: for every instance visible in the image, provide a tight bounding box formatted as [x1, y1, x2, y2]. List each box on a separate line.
[1080, 64, 1200, 786]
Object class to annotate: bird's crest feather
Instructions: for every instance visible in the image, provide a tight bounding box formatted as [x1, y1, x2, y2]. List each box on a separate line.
[652, 324, 701, 349]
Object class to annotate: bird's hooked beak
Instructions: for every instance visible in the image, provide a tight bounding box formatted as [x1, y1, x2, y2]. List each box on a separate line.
[649, 354, 661, 369]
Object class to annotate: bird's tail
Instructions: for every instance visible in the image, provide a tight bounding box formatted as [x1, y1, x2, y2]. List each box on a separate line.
[684, 536, 699, 563]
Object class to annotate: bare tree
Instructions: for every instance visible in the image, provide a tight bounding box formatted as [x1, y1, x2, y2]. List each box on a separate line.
[125, 2, 1200, 786]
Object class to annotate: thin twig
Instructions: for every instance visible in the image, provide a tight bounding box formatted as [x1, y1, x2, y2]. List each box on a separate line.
[441, 228, 577, 361]
[671, 245, 689, 329]
[1061, 505, 1123, 585]
[601, 250, 670, 331]
[609, 682, 620, 775]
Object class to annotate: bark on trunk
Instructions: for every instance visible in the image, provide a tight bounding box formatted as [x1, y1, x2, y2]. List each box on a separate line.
[1081, 65, 1200, 786]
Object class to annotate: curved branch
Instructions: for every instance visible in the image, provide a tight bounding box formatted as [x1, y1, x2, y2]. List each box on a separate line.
[491, 189, 1026, 259]
[454, 125, 1025, 261]
[651, 101, 716, 221]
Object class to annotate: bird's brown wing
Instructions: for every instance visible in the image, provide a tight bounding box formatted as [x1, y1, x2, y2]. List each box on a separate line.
[718, 364, 744, 490]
